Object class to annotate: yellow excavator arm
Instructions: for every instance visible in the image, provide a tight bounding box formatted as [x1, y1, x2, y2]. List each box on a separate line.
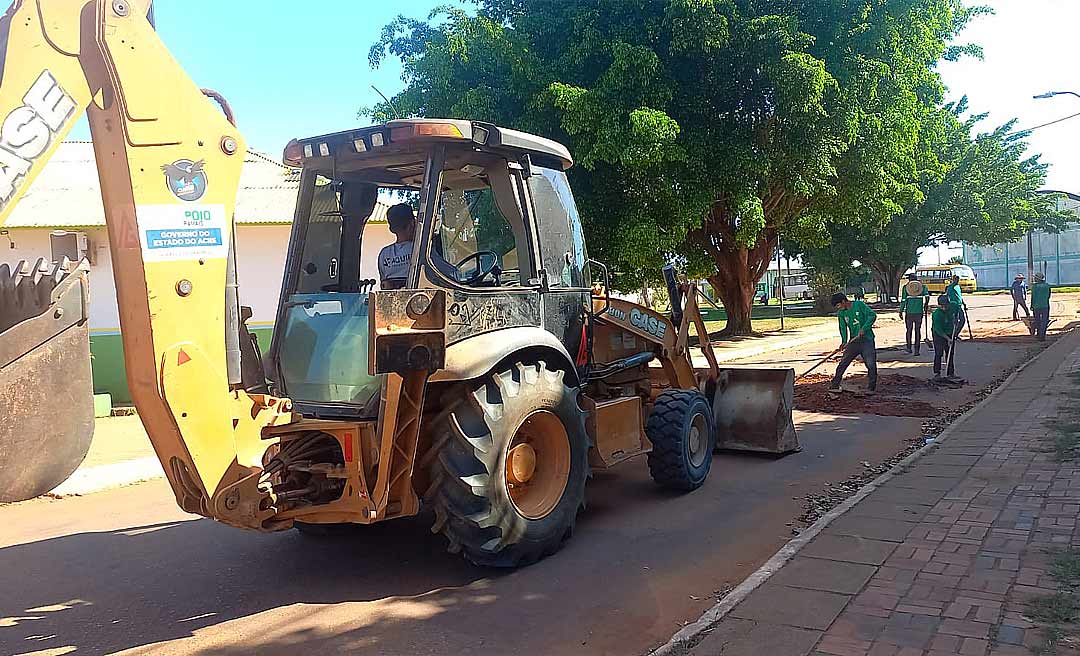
[0, 0, 293, 524]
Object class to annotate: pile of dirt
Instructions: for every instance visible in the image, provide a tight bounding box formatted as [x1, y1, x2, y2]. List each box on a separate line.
[795, 373, 939, 417]
[794, 386, 938, 417]
[796, 373, 834, 385]
[796, 372, 929, 393]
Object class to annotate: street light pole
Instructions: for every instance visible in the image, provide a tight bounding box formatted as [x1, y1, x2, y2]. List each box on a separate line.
[776, 237, 785, 331]
[1026, 92, 1079, 279]
[1034, 91, 1080, 100]
[1027, 230, 1034, 285]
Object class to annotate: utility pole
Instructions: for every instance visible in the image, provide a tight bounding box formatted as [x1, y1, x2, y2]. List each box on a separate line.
[1027, 229, 1035, 283]
[776, 237, 786, 331]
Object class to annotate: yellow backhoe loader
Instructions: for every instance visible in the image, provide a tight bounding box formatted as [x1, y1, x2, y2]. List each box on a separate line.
[0, 0, 798, 566]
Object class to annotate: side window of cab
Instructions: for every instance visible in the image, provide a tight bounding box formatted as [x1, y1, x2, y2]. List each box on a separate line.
[528, 166, 589, 289]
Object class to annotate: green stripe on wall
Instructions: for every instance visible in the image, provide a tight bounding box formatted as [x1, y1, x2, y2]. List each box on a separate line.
[91, 327, 276, 405]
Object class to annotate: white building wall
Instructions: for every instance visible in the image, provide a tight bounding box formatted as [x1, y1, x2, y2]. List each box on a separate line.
[4, 222, 397, 332]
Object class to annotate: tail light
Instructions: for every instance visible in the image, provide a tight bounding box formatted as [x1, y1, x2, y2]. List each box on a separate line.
[282, 139, 303, 167]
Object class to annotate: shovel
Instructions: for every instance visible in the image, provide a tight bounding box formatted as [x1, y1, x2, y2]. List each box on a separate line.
[795, 345, 843, 383]
[924, 308, 934, 350]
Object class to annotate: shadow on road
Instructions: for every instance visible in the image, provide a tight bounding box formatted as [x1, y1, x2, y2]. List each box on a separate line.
[8, 328, 1053, 655]
[0, 426, 882, 656]
[0, 513, 508, 655]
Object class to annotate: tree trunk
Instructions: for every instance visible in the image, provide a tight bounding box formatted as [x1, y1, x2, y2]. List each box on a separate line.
[705, 235, 777, 336]
[690, 193, 808, 337]
[868, 264, 905, 304]
[640, 284, 653, 309]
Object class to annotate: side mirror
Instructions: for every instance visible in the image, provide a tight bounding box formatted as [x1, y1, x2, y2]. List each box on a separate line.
[587, 259, 611, 316]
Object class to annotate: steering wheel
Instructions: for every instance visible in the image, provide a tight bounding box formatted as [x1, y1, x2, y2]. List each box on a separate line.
[454, 251, 501, 286]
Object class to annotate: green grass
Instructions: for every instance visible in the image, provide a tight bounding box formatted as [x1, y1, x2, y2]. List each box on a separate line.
[1028, 377, 1080, 654]
[1034, 625, 1069, 656]
[698, 300, 821, 321]
[1025, 549, 1080, 654]
[1029, 593, 1080, 625]
[1051, 550, 1080, 588]
[1043, 373, 1080, 462]
[703, 315, 831, 336]
[695, 298, 832, 335]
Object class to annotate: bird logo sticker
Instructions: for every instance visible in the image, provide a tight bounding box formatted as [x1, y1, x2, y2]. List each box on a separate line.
[161, 159, 208, 201]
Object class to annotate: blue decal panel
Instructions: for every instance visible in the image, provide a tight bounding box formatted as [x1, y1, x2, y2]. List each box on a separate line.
[136, 204, 229, 261]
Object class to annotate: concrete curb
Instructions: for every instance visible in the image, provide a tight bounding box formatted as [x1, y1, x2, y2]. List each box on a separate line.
[648, 331, 1065, 656]
[47, 457, 164, 497]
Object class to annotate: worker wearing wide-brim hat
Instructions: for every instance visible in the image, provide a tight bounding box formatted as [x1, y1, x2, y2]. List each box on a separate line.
[1010, 273, 1030, 321]
[900, 272, 929, 355]
[1031, 272, 1052, 341]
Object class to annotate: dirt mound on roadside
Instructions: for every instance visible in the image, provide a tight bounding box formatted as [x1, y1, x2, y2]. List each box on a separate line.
[795, 373, 938, 417]
[797, 372, 929, 393]
[795, 386, 938, 417]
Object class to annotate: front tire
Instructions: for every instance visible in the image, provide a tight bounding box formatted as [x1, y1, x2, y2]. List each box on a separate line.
[646, 390, 716, 491]
[425, 360, 590, 568]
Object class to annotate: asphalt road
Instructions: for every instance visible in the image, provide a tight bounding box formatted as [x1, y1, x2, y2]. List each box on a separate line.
[2, 295, 1073, 656]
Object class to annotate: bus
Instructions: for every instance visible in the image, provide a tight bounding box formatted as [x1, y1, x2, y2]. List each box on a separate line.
[906, 265, 977, 295]
[774, 273, 812, 300]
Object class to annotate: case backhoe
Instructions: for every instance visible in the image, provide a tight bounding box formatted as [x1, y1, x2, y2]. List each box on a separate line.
[0, 0, 798, 566]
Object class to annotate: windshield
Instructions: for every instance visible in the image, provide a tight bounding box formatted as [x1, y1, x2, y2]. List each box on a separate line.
[272, 160, 427, 410]
[434, 185, 525, 286]
[277, 293, 380, 407]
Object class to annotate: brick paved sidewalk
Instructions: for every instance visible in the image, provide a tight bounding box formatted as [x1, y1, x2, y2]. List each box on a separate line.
[685, 328, 1080, 656]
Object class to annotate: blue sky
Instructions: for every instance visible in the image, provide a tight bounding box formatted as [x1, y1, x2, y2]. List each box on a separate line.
[937, 0, 1079, 193]
[66, 0, 1077, 267]
[70, 1, 450, 154]
[69, 1, 1075, 192]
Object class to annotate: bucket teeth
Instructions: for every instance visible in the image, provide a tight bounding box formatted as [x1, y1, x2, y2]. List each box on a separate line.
[0, 258, 81, 333]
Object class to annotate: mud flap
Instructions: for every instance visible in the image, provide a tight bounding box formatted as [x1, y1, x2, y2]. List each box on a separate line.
[712, 367, 800, 455]
[0, 259, 93, 502]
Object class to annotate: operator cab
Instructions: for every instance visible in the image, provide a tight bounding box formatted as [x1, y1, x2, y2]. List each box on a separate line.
[267, 120, 590, 419]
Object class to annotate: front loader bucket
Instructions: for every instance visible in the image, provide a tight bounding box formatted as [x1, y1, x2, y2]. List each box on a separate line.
[713, 367, 800, 455]
[0, 259, 94, 502]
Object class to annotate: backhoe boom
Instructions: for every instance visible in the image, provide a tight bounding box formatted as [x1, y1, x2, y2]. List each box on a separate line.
[0, 0, 293, 524]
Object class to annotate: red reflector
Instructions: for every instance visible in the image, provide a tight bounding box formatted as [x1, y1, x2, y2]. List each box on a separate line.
[177, 349, 191, 366]
[343, 433, 353, 462]
[575, 324, 588, 367]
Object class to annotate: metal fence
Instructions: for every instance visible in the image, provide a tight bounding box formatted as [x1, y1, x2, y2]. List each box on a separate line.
[964, 193, 1080, 288]
[964, 229, 1080, 288]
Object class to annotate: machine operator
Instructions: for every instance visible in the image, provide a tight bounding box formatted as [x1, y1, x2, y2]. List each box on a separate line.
[377, 203, 459, 289]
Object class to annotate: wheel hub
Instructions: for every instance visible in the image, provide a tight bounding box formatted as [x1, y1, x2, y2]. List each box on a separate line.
[506, 410, 571, 520]
[688, 413, 709, 468]
[507, 443, 538, 484]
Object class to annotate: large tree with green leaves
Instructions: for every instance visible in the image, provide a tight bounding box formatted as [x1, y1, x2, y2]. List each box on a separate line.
[367, 0, 983, 334]
[800, 102, 1071, 302]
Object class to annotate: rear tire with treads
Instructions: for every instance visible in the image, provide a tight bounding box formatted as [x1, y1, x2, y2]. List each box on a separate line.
[646, 389, 716, 491]
[425, 360, 589, 568]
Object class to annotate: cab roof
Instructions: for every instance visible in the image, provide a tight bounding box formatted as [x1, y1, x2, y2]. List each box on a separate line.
[287, 119, 573, 173]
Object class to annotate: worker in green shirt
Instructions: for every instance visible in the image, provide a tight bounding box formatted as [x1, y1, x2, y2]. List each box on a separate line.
[1031, 272, 1052, 341]
[829, 292, 878, 393]
[931, 294, 958, 380]
[900, 273, 930, 355]
[945, 274, 966, 336]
